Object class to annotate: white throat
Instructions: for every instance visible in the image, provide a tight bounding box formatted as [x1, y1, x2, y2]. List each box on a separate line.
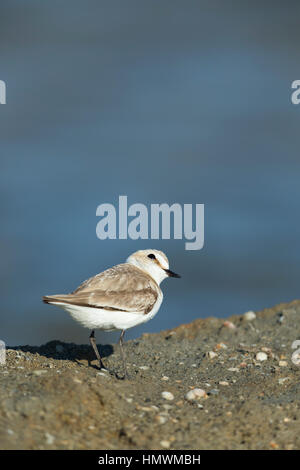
[126, 258, 168, 286]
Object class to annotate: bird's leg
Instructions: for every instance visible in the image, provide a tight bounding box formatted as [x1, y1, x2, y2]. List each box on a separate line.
[119, 329, 129, 379]
[89, 330, 107, 370]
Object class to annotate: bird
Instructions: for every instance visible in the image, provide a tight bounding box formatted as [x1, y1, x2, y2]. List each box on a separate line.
[43, 249, 180, 378]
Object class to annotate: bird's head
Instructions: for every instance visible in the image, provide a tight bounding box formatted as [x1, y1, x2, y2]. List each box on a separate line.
[126, 249, 180, 285]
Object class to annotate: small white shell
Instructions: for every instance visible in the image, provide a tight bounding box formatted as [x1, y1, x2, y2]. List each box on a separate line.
[185, 388, 207, 401]
[207, 351, 218, 359]
[256, 352, 268, 361]
[244, 311, 256, 321]
[161, 391, 174, 401]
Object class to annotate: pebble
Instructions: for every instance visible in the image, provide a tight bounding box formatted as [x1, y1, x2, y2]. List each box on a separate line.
[72, 378, 82, 384]
[292, 349, 300, 365]
[223, 321, 236, 329]
[256, 352, 268, 362]
[219, 381, 229, 386]
[277, 313, 285, 324]
[207, 351, 217, 359]
[278, 377, 289, 385]
[163, 404, 173, 410]
[33, 370, 47, 376]
[209, 389, 219, 395]
[139, 366, 149, 370]
[139, 406, 153, 412]
[279, 361, 288, 367]
[45, 432, 55, 445]
[156, 415, 168, 424]
[228, 367, 239, 372]
[244, 311, 256, 321]
[97, 372, 110, 378]
[160, 440, 171, 449]
[161, 376, 169, 381]
[161, 391, 174, 401]
[185, 388, 207, 401]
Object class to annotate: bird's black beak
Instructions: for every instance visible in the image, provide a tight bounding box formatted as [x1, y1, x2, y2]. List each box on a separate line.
[164, 269, 181, 278]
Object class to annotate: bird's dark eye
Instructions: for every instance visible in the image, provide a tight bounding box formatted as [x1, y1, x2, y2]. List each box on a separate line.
[148, 253, 156, 259]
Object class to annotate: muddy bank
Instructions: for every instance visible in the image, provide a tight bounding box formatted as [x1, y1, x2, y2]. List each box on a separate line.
[0, 300, 299, 450]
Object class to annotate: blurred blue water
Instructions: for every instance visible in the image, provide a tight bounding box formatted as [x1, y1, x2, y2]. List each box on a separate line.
[1, 1, 300, 346]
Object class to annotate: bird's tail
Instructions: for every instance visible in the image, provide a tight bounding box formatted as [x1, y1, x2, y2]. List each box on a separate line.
[42, 294, 72, 305]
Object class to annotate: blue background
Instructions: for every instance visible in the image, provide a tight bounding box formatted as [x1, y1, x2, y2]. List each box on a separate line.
[1, 1, 300, 346]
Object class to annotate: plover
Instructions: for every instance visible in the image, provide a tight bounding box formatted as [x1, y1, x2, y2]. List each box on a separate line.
[43, 249, 180, 378]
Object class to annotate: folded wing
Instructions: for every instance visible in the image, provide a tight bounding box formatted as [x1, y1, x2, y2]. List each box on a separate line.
[43, 264, 159, 315]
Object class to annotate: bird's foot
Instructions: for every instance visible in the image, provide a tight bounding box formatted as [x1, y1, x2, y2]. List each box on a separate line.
[120, 369, 131, 380]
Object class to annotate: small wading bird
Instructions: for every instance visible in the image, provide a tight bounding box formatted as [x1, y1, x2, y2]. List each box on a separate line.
[43, 249, 180, 379]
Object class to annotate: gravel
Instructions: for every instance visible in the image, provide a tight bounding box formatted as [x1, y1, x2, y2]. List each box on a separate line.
[0, 299, 300, 450]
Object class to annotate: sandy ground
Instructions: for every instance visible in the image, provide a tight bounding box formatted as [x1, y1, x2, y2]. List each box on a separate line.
[0, 300, 299, 450]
